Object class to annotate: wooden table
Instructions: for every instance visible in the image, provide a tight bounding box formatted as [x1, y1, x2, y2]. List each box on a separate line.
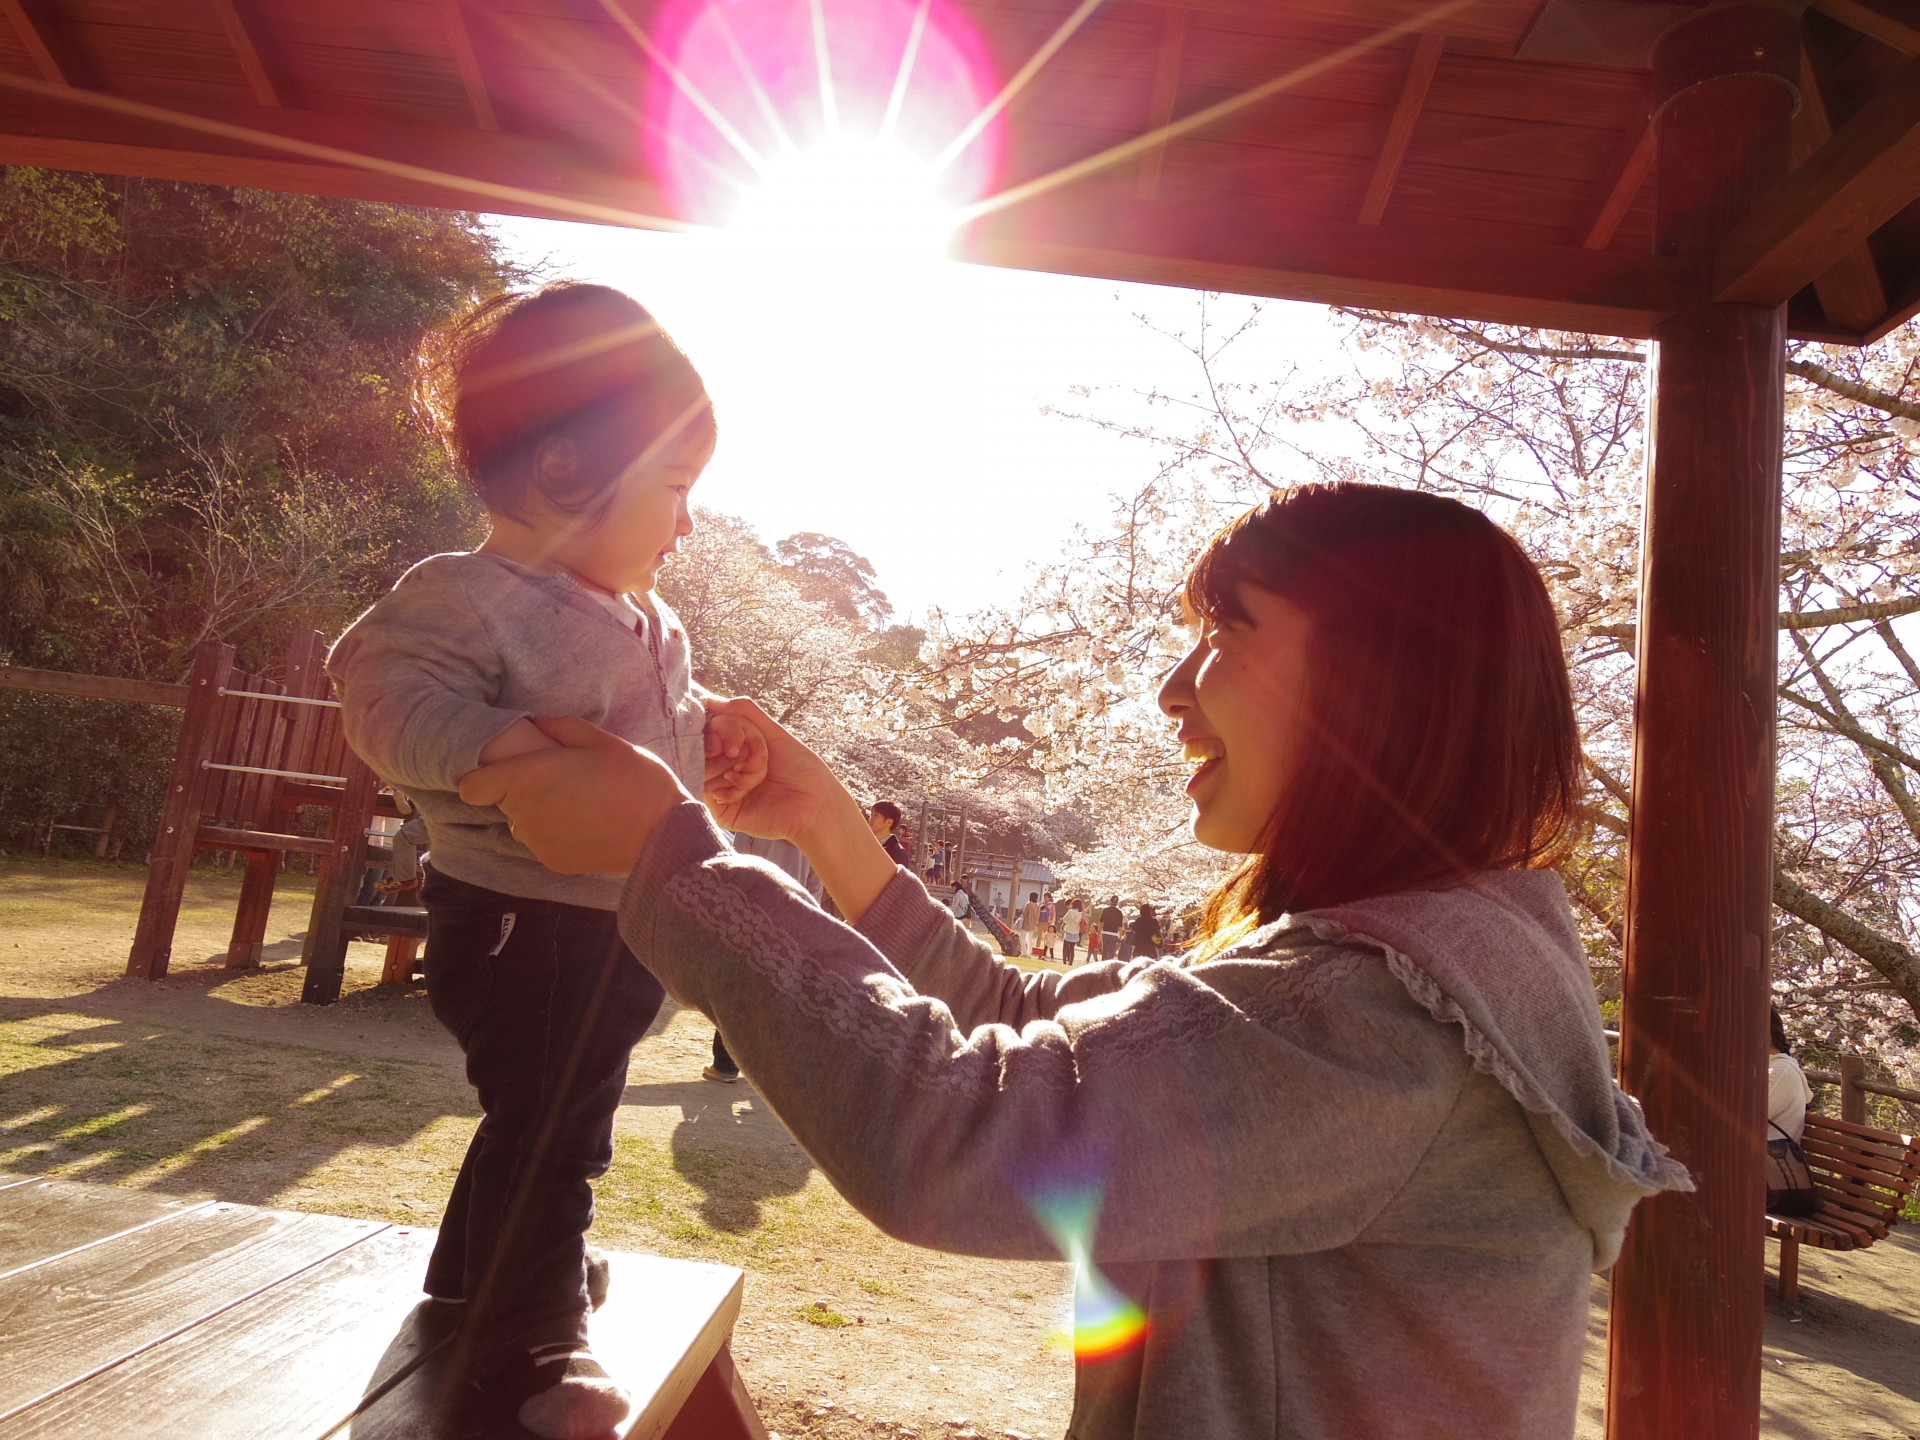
[0, 1175, 766, 1439]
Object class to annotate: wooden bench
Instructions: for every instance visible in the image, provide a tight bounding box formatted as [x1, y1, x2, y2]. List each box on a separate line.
[1767, 1112, 1920, 1304]
[0, 1174, 765, 1438]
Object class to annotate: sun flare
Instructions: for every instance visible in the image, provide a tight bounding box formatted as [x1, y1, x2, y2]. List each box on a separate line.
[729, 134, 957, 261]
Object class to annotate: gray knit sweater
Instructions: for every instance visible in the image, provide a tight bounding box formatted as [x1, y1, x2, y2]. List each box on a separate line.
[327, 552, 707, 909]
[619, 804, 1690, 1439]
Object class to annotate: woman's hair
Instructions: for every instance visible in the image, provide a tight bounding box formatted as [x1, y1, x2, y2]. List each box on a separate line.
[426, 282, 713, 522]
[1186, 483, 1579, 942]
[1770, 1004, 1792, 1055]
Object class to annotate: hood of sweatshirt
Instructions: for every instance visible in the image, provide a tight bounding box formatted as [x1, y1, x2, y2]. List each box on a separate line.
[1294, 870, 1693, 1268]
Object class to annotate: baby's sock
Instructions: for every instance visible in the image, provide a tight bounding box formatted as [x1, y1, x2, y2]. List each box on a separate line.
[511, 1344, 631, 1440]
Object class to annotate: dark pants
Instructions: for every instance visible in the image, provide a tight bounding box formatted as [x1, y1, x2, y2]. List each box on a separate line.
[420, 866, 664, 1365]
[711, 1030, 737, 1077]
[1062, 938, 1077, 964]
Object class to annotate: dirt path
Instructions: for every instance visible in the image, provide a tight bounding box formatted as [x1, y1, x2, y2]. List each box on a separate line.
[4, 858, 1916, 1437]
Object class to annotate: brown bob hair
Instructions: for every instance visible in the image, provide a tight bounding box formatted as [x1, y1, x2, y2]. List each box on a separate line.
[428, 282, 713, 522]
[1185, 483, 1579, 935]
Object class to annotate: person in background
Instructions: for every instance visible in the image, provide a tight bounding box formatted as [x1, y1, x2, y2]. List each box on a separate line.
[1100, 895, 1124, 962]
[1020, 891, 1043, 957]
[1039, 893, 1058, 959]
[951, 880, 973, 923]
[869, 801, 910, 866]
[1768, 1003, 1813, 1143]
[1060, 898, 1085, 965]
[1130, 902, 1164, 961]
[706, 832, 824, 1083]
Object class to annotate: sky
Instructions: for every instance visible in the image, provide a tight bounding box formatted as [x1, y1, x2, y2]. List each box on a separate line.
[487, 215, 1338, 626]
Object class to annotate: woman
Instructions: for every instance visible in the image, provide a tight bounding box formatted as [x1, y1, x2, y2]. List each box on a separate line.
[462, 484, 1689, 1439]
[1768, 1004, 1813, 1143]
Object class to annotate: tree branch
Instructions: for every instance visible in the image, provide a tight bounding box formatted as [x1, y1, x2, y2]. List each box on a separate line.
[1773, 866, 1920, 1017]
[1591, 595, 1920, 643]
[1787, 358, 1920, 421]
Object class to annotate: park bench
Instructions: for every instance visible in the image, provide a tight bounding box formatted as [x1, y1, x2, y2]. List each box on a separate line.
[1767, 1112, 1920, 1305]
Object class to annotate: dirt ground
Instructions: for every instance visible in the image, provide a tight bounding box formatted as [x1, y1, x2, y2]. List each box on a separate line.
[3, 856, 1916, 1438]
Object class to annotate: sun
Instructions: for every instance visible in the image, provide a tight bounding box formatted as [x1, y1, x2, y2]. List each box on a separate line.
[729, 134, 958, 264]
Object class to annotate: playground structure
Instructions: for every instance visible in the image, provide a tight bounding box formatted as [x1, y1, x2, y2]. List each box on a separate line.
[2, 629, 424, 1004]
[0, 1, 1917, 1433]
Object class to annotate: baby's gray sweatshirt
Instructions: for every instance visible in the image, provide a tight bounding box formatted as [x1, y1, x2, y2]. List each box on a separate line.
[326, 551, 707, 910]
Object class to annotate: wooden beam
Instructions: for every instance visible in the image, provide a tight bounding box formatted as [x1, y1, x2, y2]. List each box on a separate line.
[1578, 91, 1655, 249]
[0, 75, 675, 228]
[1715, 52, 1920, 307]
[1809, 0, 1920, 54]
[0, 664, 188, 707]
[1, 0, 69, 86]
[1794, 46, 1888, 330]
[1357, 31, 1445, 226]
[209, 0, 287, 109]
[439, 0, 499, 132]
[1134, 6, 1188, 201]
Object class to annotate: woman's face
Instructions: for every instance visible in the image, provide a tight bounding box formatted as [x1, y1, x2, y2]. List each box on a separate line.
[1158, 586, 1312, 854]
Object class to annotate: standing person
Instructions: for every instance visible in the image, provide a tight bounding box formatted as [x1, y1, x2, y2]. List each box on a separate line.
[472, 481, 1689, 1440]
[1039, 893, 1058, 959]
[1129, 903, 1163, 961]
[1060, 897, 1085, 965]
[706, 833, 823, 1083]
[869, 801, 910, 866]
[1099, 895, 1124, 962]
[327, 283, 766, 1439]
[1020, 891, 1043, 958]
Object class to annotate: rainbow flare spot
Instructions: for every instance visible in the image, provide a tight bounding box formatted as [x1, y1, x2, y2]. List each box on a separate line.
[1029, 1184, 1151, 1362]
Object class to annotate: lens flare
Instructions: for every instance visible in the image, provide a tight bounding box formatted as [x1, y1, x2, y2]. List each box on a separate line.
[645, 0, 1000, 237]
[1030, 1185, 1151, 1363]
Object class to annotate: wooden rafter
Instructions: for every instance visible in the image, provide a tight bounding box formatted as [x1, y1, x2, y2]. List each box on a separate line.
[439, 0, 499, 132]
[1808, 0, 1920, 54]
[1357, 32, 1445, 226]
[1578, 91, 1655, 250]
[1715, 52, 1920, 306]
[210, 0, 286, 109]
[1793, 46, 1888, 330]
[1, 0, 69, 86]
[1134, 6, 1188, 201]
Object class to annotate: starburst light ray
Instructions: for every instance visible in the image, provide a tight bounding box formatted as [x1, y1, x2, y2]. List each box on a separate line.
[596, 0, 771, 176]
[931, 0, 1105, 174]
[952, 0, 1478, 225]
[881, 0, 934, 141]
[810, 0, 841, 132]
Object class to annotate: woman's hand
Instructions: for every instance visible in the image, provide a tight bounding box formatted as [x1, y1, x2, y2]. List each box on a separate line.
[702, 696, 900, 923]
[457, 714, 687, 875]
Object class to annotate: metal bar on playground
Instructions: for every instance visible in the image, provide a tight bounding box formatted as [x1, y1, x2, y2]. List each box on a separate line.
[218, 687, 341, 708]
[201, 761, 348, 784]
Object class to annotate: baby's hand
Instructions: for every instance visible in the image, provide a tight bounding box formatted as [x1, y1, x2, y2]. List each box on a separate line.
[703, 709, 769, 817]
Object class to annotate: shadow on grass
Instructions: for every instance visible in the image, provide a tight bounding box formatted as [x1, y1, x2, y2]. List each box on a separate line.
[622, 1079, 812, 1234]
[0, 993, 475, 1207]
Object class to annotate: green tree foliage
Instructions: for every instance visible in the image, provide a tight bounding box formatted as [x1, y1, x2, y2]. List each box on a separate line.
[0, 168, 517, 853]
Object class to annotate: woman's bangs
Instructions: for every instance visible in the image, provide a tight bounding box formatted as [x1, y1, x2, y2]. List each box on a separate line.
[1184, 509, 1274, 627]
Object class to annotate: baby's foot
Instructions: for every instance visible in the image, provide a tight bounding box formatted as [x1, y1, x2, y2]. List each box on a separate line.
[512, 1344, 631, 1439]
[586, 1246, 610, 1310]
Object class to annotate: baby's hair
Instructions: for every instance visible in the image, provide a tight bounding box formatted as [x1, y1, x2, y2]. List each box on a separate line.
[423, 282, 714, 523]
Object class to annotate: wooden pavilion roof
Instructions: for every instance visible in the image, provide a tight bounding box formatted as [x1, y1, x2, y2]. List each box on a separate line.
[0, 0, 1916, 343]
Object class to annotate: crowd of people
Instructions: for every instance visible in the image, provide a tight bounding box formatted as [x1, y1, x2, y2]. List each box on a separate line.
[943, 884, 1173, 964]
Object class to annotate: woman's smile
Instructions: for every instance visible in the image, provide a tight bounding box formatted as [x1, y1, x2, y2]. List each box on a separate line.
[1182, 735, 1226, 795]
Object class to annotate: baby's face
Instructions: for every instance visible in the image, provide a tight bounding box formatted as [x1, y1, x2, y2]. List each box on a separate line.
[566, 425, 713, 594]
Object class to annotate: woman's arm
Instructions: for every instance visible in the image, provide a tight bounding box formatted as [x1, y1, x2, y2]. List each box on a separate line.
[619, 802, 1471, 1265]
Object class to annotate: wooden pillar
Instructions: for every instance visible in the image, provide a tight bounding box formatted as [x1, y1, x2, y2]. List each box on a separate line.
[1839, 1053, 1866, 1125]
[1608, 7, 1796, 1438]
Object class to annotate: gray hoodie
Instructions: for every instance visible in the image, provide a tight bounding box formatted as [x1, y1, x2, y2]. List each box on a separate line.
[327, 552, 707, 909]
[617, 804, 1690, 1439]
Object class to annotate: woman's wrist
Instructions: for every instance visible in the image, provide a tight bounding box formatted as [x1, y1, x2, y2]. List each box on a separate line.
[792, 790, 899, 926]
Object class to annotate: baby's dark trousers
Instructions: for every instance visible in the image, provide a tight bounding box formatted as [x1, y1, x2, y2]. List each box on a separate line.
[420, 865, 665, 1368]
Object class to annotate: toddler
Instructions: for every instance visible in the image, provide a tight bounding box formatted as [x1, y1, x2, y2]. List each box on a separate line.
[328, 283, 762, 1438]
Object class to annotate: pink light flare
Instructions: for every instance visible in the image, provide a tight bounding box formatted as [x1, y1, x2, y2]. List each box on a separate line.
[643, 0, 1002, 229]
